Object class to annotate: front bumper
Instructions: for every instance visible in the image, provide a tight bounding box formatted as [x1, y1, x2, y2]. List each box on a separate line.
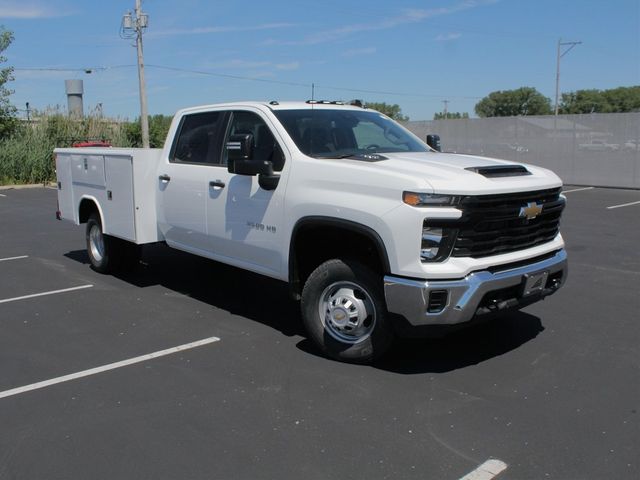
[384, 249, 567, 326]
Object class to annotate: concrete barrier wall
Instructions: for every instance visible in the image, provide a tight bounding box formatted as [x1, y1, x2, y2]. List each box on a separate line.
[403, 112, 640, 189]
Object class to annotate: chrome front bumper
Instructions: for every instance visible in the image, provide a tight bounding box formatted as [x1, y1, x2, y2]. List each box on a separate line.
[384, 250, 568, 326]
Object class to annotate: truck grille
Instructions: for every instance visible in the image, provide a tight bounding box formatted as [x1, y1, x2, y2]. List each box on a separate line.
[451, 187, 565, 258]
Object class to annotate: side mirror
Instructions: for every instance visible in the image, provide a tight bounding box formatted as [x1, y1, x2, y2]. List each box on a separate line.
[234, 160, 273, 176]
[226, 133, 281, 190]
[426, 134, 442, 152]
[258, 174, 280, 191]
[234, 160, 281, 190]
[227, 133, 254, 173]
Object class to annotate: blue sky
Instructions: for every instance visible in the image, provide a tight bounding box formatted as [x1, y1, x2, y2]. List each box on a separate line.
[1, 0, 639, 120]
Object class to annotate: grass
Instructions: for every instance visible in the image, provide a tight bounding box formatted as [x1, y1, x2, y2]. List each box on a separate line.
[0, 110, 135, 185]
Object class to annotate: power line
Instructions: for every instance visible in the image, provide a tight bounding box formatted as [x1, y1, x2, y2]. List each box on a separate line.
[14, 65, 135, 73]
[13, 62, 484, 101]
[145, 64, 483, 100]
[145, 64, 310, 88]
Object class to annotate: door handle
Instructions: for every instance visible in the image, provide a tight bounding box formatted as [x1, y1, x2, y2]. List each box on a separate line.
[209, 180, 226, 189]
[159, 174, 171, 182]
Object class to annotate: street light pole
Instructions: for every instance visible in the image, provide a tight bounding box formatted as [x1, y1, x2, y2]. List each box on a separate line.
[122, 1, 150, 147]
[554, 38, 582, 116]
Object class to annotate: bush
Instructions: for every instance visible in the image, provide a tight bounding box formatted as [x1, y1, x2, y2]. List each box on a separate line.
[124, 114, 173, 148]
[0, 109, 135, 185]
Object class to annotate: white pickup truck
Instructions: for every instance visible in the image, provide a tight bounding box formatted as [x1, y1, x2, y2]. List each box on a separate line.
[55, 101, 567, 363]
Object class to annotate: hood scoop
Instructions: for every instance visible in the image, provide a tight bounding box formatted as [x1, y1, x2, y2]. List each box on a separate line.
[466, 165, 531, 177]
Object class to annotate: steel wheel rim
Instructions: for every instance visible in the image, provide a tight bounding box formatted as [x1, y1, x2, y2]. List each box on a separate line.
[89, 224, 105, 263]
[318, 281, 376, 344]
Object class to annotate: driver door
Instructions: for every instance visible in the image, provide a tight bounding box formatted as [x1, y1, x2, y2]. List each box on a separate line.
[205, 109, 288, 277]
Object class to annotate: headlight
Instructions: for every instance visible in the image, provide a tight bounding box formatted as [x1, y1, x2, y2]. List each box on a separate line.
[421, 224, 457, 262]
[403, 191, 460, 207]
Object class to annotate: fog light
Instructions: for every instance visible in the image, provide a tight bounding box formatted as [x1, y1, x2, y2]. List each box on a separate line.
[421, 227, 444, 260]
[421, 224, 456, 262]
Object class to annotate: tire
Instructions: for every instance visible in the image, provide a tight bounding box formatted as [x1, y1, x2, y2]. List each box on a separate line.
[301, 259, 394, 363]
[86, 213, 140, 273]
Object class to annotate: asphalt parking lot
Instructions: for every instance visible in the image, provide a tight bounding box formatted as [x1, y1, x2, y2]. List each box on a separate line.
[0, 186, 638, 480]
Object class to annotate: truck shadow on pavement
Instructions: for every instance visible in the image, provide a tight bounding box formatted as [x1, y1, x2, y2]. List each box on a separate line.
[294, 312, 544, 374]
[65, 243, 305, 338]
[371, 312, 544, 374]
[65, 244, 544, 373]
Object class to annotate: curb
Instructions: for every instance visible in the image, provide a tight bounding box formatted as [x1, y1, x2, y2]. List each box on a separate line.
[0, 182, 57, 191]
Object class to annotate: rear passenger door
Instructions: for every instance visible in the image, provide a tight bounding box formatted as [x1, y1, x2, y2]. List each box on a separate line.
[157, 110, 228, 254]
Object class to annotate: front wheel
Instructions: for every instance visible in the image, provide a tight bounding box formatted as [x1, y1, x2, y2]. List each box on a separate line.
[301, 259, 394, 363]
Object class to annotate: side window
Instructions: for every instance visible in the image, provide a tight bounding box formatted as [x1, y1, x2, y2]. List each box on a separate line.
[171, 111, 223, 164]
[223, 111, 286, 172]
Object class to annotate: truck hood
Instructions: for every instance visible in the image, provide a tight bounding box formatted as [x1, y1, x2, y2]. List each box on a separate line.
[352, 151, 562, 195]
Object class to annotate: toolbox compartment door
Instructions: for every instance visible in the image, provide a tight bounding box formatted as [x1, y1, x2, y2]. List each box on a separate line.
[55, 154, 75, 221]
[103, 155, 136, 241]
[71, 154, 106, 188]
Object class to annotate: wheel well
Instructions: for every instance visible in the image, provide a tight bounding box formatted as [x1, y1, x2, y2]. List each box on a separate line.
[289, 219, 389, 299]
[78, 198, 99, 224]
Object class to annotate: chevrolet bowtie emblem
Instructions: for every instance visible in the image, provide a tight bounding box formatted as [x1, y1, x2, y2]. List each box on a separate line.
[519, 202, 543, 220]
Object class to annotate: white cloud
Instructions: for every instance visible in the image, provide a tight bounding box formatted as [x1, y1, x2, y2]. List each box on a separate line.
[247, 71, 276, 79]
[0, 2, 74, 18]
[273, 0, 497, 46]
[436, 33, 463, 41]
[198, 58, 300, 72]
[341, 47, 377, 57]
[149, 23, 297, 38]
[275, 62, 300, 71]
[202, 59, 272, 70]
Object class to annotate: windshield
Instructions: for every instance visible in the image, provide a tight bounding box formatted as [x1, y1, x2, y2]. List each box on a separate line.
[273, 109, 430, 158]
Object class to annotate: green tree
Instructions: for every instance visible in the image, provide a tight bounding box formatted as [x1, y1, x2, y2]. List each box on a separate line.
[475, 87, 552, 117]
[559, 89, 608, 114]
[559, 86, 640, 114]
[366, 102, 409, 121]
[125, 114, 173, 148]
[0, 27, 17, 139]
[603, 86, 640, 112]
[434, 112, 469, 120]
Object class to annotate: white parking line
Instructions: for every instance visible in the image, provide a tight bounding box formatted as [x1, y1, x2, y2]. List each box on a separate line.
[0, 193, 6, 197]
[459, 459, 508, 480]
[606, 200, 640, 210]
[0, 284, 93, 305]
[0, 255, 29, 262]
[562, 187, 594, 193]
[0, 336, 220, 400]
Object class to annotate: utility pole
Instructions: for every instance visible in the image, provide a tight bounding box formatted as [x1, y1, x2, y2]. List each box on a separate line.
[442, 99, 449, 118]
[122, 1, 150, 147]
[554, 38, 582, 116]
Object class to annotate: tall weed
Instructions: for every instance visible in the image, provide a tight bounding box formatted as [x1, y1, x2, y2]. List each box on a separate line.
[0, 109, 135, 185]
